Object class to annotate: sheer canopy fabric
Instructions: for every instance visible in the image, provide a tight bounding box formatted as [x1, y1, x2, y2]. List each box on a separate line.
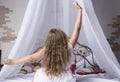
[0, 0, 120, 80]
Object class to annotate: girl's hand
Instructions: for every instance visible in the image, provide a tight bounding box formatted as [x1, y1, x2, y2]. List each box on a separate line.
[4, 58, 13, 65]
[73, 1, 82, 11]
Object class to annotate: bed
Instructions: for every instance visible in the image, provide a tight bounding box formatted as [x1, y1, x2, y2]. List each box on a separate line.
[0, 73, 120, 82]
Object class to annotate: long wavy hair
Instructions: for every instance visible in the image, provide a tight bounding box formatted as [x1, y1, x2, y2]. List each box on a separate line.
[42, 28, 70, 77]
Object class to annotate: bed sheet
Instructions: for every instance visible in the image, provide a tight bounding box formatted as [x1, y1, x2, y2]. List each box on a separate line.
[0, 73, 120, 82]
[75, 74, 120, 82]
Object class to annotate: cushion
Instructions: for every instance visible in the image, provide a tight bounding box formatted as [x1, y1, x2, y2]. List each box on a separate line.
[70, 64, 105, 75]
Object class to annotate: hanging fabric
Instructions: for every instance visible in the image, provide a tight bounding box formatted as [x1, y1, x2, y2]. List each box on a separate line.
[0, 0, 120, 80]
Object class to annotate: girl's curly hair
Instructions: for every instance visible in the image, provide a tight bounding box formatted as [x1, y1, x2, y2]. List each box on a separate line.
[42, 28, 70, 77]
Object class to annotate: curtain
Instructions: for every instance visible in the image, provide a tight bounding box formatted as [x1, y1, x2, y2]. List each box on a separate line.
[77, 0, 120, 79]
[0, 0, 120, 80]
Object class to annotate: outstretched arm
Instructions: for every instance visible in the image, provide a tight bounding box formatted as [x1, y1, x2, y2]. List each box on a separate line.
[69, 2, 82, 47]
[4, 47, 45, 65]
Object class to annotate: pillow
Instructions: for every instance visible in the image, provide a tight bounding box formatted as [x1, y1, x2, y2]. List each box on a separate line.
[70, 64, 105, 75]
[19, 60, 41, 74]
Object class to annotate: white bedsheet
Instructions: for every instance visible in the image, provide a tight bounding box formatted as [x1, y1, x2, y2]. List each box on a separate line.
[75, 74, 120, 82]
[0, 73, 120, 82]
[77, 78, 120, 82]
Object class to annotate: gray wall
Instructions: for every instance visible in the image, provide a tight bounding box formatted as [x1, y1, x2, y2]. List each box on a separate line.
[0, 0, 29, 63]
[92, 0, 120, 37]
[92, 0, 120, 62]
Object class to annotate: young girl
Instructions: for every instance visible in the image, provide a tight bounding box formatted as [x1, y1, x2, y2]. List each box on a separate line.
[4, 1, 82, 82]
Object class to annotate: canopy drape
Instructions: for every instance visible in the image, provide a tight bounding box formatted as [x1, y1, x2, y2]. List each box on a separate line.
[0, 0, 120, 80]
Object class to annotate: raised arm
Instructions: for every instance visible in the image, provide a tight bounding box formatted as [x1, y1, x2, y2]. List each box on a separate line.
[4, 47, 45, 65]
[69, 2, 82, 47]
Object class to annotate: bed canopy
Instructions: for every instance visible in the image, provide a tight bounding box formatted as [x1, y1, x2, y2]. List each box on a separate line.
[0, 0, 120, 81]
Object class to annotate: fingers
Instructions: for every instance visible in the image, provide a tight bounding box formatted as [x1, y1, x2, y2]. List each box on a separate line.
[73, 1, 82, 10]
[73, 1, 78, 7]
[4, 58, 8, 64]
[4, 58, 12, 65]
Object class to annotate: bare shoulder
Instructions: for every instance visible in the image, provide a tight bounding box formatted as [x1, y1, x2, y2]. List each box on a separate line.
[37, 47, 45, 53]
[33, 47, 46, 59]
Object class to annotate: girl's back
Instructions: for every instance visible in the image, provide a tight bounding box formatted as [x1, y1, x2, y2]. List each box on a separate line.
[33, 43, 76, 82]
[33, 68, 76, 82]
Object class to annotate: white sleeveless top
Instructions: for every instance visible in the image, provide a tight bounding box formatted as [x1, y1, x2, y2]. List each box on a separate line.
[33, 43, 76, 82]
